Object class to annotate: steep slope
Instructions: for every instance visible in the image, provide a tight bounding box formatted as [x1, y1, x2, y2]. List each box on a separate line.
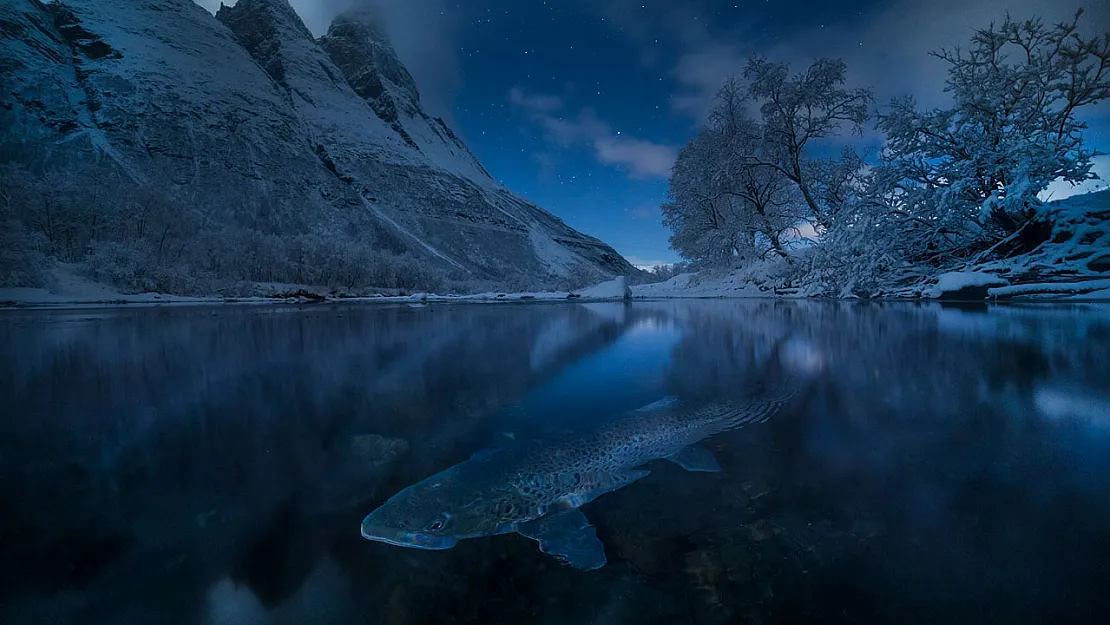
[0, 0, 373, 233]
[0, 0, 635, 289]
[317, 7, 491, 180]
[214, 0, 633, 280]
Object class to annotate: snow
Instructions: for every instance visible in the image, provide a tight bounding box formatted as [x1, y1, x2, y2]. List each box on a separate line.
[922, 271, 1010, 299]
[0, 273, 637, 309]
[336, 276, 631, 304]
[578, 276, 631, 300]
[359, 197, 466, 270]
[2, 0, 635, 292]
[987, 279, 1110, 300]
[528, 226, 578, 277]
[0, 269, 218, 307]
[1069, 288, 1110, 301]
[635, 190, 1109, 301]
[632, 269, 776, 299]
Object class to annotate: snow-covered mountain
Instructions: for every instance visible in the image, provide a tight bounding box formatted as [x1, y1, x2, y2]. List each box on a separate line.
[0, 0, 635, 285]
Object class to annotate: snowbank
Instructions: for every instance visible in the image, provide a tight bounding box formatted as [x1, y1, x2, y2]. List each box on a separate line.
[634, 273, 767, 298]
[0, 272, 638, 309]
[922, 272, 1010, 299]
[0, 266, 223, 308]
[987, 279, 1110, 299]
[638, 191, 1110, 301]
[577, 276, 631, 300]
[358, 276, 632, 304]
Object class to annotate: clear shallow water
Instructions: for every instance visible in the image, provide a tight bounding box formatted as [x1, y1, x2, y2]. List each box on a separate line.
[1, 300, 1109, 625]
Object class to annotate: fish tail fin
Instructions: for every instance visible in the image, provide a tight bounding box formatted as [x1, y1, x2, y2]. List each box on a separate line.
[712, 379, 801, 431]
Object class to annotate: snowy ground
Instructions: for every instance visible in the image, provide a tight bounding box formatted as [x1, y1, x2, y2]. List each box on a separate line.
[4, 186, 1107, 308]
[0, 271, 634, 309]
[632, 272, 769, 299]
[0, 266, 225, 308]
[635, 191, 1110, 302]
[629, 267, 1110, 302]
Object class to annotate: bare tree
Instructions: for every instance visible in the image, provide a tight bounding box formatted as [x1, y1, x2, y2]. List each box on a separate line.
[744, 57, 872, 227]
[663, 80, 804, 264]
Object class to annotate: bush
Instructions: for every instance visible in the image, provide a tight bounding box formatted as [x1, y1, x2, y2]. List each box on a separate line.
[0, 220, 49, 288]
[0, 162, 453, 295]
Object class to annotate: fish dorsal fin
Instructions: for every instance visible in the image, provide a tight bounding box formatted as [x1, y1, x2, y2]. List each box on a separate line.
[515, 509, 606, 570]
[630, 396, 680, 413]
[666, 444, 721, 472]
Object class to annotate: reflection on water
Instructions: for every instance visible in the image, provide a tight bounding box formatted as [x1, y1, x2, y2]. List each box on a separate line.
[1, 301, 1108, 624]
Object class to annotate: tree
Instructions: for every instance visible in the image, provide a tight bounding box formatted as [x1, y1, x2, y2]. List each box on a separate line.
[744, 57, 873, 228]
[657, 79, 808, 265]
[872, 10, 1110, 261]
[663, 68, 862, 265]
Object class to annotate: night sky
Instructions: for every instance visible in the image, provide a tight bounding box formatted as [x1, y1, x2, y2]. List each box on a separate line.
[197, 0, 1110, 269]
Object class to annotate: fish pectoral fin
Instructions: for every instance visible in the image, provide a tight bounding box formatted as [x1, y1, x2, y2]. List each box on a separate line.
[516, 510, 606, 570]
[666, 444, 721, 472]
[556, 469, 651, 509]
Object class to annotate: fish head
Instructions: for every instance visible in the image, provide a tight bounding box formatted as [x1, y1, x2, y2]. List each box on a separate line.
[360, 464, 524, 550]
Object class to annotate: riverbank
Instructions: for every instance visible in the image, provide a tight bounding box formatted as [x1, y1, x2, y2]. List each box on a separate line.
[0, 271, 635, 309]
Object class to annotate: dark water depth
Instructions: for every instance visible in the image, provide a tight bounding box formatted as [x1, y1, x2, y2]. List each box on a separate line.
[1, 300, 1109, 625]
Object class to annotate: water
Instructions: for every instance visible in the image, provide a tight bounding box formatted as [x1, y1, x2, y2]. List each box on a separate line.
[1, 300, 1108, 625]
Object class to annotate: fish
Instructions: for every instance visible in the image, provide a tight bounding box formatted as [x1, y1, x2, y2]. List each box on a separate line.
[360, 383, 798, 570]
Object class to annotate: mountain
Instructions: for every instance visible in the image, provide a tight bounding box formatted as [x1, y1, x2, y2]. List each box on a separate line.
[0, 0, 636, 292]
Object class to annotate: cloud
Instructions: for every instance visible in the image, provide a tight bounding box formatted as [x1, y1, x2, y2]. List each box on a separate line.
[594, 136, 676, 178]
[510, 88, 677, 179]
[629, 205, 659, 219]
[192, 0, 460, 120]
[509, 88, 564, 114]
[612, 0, 1110, 123]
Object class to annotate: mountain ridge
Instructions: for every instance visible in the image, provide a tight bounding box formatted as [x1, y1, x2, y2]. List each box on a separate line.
[0, 0, 636, 292]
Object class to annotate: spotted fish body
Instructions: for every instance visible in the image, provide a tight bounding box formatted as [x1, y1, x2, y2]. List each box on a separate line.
[360, 384, 797, 569]
[503, 392, 789, 510]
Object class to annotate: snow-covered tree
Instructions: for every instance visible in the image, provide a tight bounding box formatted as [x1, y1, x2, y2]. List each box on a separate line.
[663, 79, 803, 264]
[744, 57, 872, 228]
[663, 61, 870, 266]
[872, 10, 1110, 261]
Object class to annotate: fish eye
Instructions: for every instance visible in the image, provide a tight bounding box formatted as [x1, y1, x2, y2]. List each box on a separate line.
[426, 514, 449, 532]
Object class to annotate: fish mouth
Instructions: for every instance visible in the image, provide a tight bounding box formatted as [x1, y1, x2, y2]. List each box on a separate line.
[360, 518, 459, 551]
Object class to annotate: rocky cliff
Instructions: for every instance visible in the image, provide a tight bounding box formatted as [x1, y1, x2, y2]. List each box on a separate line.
[0, 0, 635, 290]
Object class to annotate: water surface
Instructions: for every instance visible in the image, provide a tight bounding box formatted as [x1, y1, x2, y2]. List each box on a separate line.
[2, 300, 1108, 624]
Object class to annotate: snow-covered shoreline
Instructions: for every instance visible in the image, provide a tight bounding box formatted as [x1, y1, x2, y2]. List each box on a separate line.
[6, 273, 1110, 312]
[0, 277, 637, 310]
[629, 271, 1110, 302]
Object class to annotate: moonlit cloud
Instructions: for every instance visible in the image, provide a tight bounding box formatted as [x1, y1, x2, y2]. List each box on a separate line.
[593, 136, 676, 178]
[509, 87, 677, 179]
[509, 88, 564, 113]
